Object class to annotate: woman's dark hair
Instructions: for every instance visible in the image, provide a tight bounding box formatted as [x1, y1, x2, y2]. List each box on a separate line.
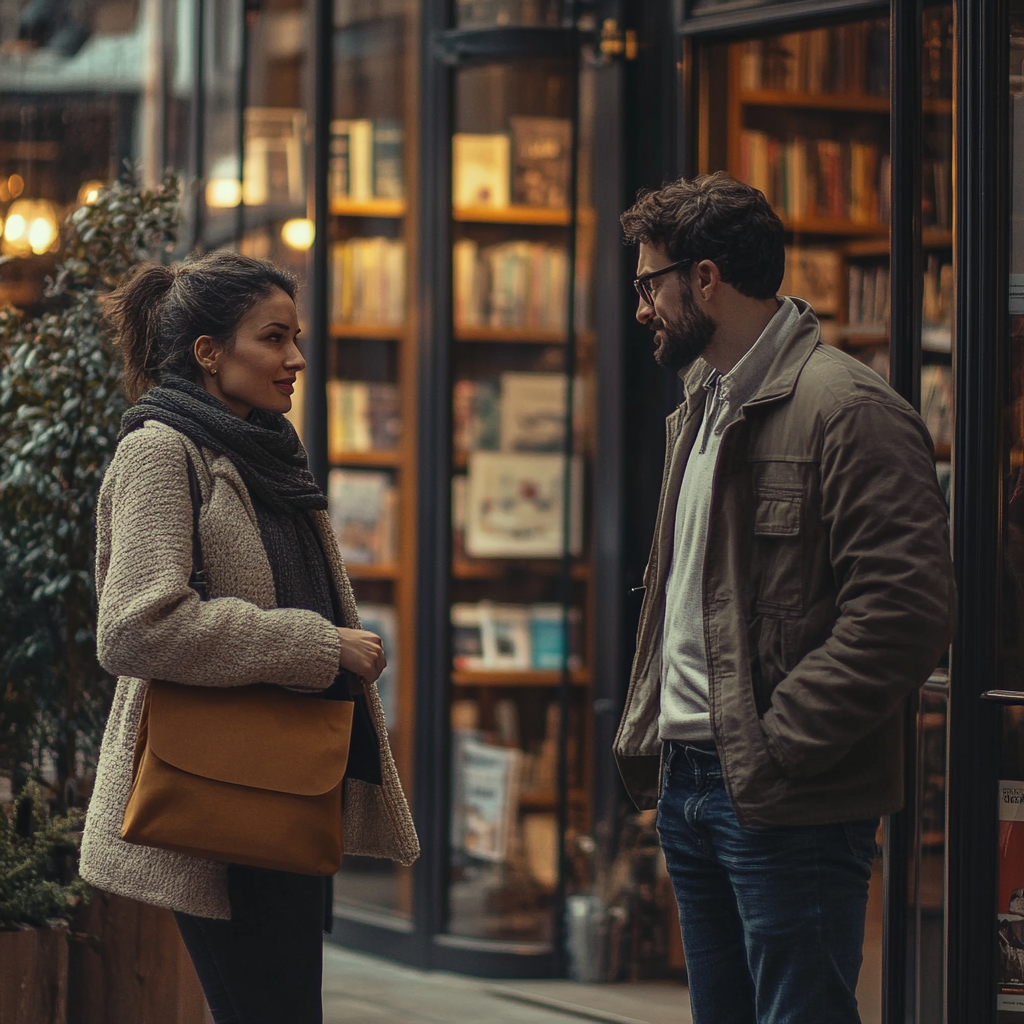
[106, 250, 298, 401]
[620, 172, 785, 300]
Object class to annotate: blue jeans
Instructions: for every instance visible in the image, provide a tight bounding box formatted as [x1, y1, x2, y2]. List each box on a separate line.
[656, 741, 877, 1024]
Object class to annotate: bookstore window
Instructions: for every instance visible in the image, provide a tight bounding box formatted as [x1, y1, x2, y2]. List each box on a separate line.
[328, 0, 418, 923]
[446, 55, 595, 945]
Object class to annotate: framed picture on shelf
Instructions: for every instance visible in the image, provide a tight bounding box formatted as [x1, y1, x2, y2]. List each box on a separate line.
[464, 451, 583, 558]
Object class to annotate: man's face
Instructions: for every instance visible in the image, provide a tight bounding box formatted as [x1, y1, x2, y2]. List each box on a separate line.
[635, 242, 717, 370]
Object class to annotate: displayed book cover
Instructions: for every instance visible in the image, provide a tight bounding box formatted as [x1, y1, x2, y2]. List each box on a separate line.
[921, 365, 954, 449]
[481, 602, 532, 670]
[999, 780, 1024, 1013]
[330, 118, 373, 201]
[452, 133, 510, 209]
[452, 378, 500, 455]
[510, 116, 572, 209]
[499, 372, 583, 453]
[450, 736, 521, 863]
[327, 468, 397, 564]
[372, 119, 404, 200]
[243, 108, 306, 206]
[357, 603, 398, 730]
[465, 452, 583, 558]
[781, 247, 841, 316]
[451, 602, 487, 669]
[528, 604, 583, 671]
[521, 812, 558, 889]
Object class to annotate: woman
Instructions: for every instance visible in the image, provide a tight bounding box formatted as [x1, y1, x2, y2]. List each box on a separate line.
[79, 250, 418, 1024]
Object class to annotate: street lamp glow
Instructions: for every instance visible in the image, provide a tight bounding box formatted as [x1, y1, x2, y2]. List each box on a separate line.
[281, 218, 315, 250]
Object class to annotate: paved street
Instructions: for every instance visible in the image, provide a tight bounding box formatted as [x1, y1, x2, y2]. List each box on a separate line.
[322, 944, 692, 1024]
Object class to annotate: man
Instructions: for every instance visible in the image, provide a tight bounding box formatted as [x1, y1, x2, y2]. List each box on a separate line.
[613, 172, 955, 1024]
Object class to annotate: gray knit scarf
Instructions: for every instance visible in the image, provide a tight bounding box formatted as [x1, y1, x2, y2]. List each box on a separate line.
[118, 374, 327, 515]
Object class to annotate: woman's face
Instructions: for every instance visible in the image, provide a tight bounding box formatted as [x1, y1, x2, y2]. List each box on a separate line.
[194, 287, 305, 419]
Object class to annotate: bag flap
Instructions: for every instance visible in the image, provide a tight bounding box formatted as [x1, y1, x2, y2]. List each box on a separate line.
[147, 681, 353, 796]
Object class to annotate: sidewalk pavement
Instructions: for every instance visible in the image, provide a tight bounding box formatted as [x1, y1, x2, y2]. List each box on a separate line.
[322, 944, 692, 1024]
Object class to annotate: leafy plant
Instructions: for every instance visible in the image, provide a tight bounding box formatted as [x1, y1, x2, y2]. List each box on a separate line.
[0, 781, 88, 930]
[0, 173, 180, 804]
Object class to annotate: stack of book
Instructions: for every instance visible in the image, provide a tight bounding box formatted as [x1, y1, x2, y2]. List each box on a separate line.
[451, 601, 583, 671]
[453, 372, 584, 457]
[453, 238, 569, 331]
[330, 238, 406, 325]
[738, 23, 889, 95]
[740, 131, 887, 225]
[327, 468, 399, 565]
[452, 117, 571, 210]
[847, 263, 890, 332]
[327, 380, 401, 459]
[329, 119, 404, 203]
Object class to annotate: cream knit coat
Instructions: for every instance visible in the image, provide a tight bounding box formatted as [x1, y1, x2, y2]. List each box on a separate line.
[79, 420, 419, 919]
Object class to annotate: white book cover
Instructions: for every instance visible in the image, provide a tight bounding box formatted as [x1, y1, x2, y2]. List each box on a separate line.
[450, 737, 521, 863]
[327, 468, 394, 564]
[482, 602, 532, 670]
[465, 452, 583, 558]
[500, 372, 583, 453]
[452, 133, 510, 209]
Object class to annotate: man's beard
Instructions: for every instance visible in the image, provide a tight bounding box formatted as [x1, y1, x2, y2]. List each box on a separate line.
[650, 298, 717, 370]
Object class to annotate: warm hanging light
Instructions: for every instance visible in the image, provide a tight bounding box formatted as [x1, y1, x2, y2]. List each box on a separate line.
[7, 174, 24, 199]
[77, 180, 105, 206]
[206, 178, 242, 208]
[2, 199, 59, 256]
[281, 218, 315, 250]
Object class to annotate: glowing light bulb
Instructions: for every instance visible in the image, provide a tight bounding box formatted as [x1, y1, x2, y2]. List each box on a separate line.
[206, 178, 242, 208]
[7, 174, 24, 199]
[281, 218, 315, 250]
[77, 180, 105, 206]
[28, 216, 56, 254]
[4, 213, 26, 242]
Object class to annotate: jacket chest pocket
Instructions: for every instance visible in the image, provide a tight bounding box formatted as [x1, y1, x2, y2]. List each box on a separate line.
[752, 487, 804, 615]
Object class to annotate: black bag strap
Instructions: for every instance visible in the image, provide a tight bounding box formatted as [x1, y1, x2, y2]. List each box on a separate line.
[183, 448, 210, 603]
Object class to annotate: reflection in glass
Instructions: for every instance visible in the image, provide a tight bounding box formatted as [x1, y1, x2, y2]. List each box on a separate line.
[456, 0, 563, 29]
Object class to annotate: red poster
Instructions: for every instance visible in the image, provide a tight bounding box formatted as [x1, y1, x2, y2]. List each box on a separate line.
[999, 781, 1024, 1013]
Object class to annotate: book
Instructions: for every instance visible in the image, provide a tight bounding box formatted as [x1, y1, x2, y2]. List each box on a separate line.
[330, 237, 406, 325]
[330, 118, 373, 201]
[451, 474, 468, 558]
[327, 468, 398, 564]
[510, 116, 572, 209]
[500, 372, 581, 453]
[452, 133, 510, 209]
[481, 602, 532, 670]
[920, 365, 954, 449]
[450, 737, 521, 862]
[243, 108, 305, 206]
[846, 263, 890, 328]
[357, 603, 398, 730]
[451, 603, 487, 669]
[372, 120, 404, 200]
[781, 247, 840, 315]
[521, 812, 558, 889]
[998, 780, 1024, 1012]
[528, 604, 583, 670]
[327, 381, 401, 460]
[452, 378, 500, 454]
[465, 451, 583, 558]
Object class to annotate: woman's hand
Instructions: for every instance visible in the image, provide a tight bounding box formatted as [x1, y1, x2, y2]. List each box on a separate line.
[337, 627, 386, 685]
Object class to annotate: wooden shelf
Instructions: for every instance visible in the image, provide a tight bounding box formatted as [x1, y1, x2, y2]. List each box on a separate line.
[345, 563, 400, 581]
[453, 205, 595, 227]
[844, 230, 953, 258]
[518, 789, 588, 810]
[330, 323, 406, 340]
[451, 669, 590, 688]
[452, 556, 590, 581]
[839, 326, 888, 347]
[739, 90, 889, 113]
[330, 198, 406, 218]
[330, 450, 402, 468]
[782, 217, 888, 236]
[454, 325, 595, 345]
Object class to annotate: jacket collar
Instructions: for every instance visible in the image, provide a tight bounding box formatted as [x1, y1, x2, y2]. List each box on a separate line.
[678, 296, 821, 415]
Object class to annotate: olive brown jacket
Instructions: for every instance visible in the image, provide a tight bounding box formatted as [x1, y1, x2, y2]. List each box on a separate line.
[79, 421, 419, 919]
[613, 298, 956, 827]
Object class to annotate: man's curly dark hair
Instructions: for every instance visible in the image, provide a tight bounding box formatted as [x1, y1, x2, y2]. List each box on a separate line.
[620, 172, 785, 300]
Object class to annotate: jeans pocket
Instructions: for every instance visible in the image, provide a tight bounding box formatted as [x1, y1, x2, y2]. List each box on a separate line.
[842, 818, 880, 864]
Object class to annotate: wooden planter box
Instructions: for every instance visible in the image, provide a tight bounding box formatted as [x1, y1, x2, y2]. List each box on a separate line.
[0, 925, 68, 1024]
[68, 892, 208, 1024]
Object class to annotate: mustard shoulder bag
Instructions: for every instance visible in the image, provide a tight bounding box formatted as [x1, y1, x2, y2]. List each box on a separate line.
[121, 449, 353, 876]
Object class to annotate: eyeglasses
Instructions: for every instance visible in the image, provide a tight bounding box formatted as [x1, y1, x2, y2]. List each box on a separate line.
[633, 258, 694, 305]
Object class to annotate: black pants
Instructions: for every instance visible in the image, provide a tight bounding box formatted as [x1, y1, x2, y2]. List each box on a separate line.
[175, 864, 327, 1024]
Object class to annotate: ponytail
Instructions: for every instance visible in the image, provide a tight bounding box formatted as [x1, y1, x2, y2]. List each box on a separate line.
[104, 251, 297, 403]
[105, 263, 175, 402]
